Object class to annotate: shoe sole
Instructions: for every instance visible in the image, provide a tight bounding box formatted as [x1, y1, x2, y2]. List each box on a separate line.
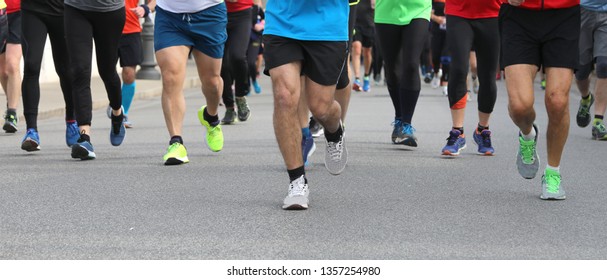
[282, 203, 308, 210]
[21, 140, 40, 152]
[164, 157, 189, 165]
[3, 123, 17, 133]
[540, 195, 566, 200]
[71, 145, 96, 160]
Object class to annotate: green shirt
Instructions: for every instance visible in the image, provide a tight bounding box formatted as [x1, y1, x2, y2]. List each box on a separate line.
[375, 0, 431, 25]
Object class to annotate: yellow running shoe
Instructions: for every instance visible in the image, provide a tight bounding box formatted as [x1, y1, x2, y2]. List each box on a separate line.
[163, 142, 189, 165]
[198, 105, 223, 152]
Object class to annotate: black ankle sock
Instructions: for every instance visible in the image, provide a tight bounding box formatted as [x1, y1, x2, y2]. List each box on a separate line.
[477, 124, 489, 132]
[170, 136, 183, 145]
[78, 133, 91, 143]
[595, 115, 604, 120]
[203, 107, 220, 126]
[583, 94, 592, 100]
[324, 123, 343, 142]
[6, 108, 16, 115]
[111, 113, 123, 134]
[452, 127, 464, 134]
[287, 166, 306, 182]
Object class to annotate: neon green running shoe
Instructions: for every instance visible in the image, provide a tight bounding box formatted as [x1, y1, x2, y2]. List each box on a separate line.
[198, 105, 223, 152]
[592, 120, 607, 140]
[541, 168, 565, 200]
[516, 124, 539, 179]
[163, 142, 189, 165]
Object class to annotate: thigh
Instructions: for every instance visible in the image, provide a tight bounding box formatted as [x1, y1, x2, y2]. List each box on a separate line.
[6, 11, 21, 45]
[593, 11, 607, 59]
[21, 10, 47, 65]
[447, 16, 474, 70]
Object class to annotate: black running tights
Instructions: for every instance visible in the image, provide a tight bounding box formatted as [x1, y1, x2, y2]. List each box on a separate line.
[375, 19, 428, 124]
[64, 5, 125, 126]
[22, 9, 73, 129]
[221, 8, 252, 108]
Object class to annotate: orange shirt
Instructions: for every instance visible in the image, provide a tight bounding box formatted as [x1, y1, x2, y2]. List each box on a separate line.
[123, 0, 142, 34]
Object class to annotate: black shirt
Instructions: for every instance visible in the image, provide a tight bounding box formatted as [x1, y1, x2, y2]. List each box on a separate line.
[22, 0, 64, 16]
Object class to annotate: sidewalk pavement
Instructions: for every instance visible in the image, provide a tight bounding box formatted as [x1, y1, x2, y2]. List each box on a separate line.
[19, 60, 201, 121]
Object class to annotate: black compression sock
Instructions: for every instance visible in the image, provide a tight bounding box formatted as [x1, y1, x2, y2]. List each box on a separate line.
[595, 115, 604, 120]
[78, 133, 91, 143]
[111, 113, 123, 134]
[452, 127, 464, 134]
[477, 124, 489, 132]
[170, 136, 183, 145]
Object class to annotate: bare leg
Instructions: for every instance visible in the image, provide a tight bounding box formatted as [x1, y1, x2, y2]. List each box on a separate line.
[156, 46, 189, 137]
[544, 67, 573, 167]
[505, 64, 538, 136]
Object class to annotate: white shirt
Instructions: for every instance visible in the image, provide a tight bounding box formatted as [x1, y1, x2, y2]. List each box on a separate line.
[157, 0, 223, 13]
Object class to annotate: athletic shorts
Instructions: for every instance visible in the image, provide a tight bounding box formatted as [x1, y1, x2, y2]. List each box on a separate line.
[263, 34, 348, 87]
[353, 26, 375, 48]
[578, 7, 607, 67]
[0, 10, 6, 53]
[1, 11, 20, 53]
[154, 4, 227, 59]
[499, 4, 580, 70]
[118, 32, 143, 67]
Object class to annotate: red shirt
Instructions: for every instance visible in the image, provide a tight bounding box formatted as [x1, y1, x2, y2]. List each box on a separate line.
[6, 0, 19, 14]
[123, 0, 142, 34]
[446, 0, 500, 19]
[500, 0, 579, 10]
[226, 0, 253, 13]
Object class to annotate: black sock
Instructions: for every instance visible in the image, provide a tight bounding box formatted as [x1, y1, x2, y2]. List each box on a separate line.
[6, 108, 16, 115]
[287, 166, 306, 182]
[583, 94, 591, 100]
[170, 136, 183, 145]
[324, 123, 343, 142]
[78, 133, 91, 143]
[452, 127, 464, 134]
[595, 115, 604, 120]
[203, 107, 220, 126]
[477, 123, 489, 132]
[111, 113, 123, 134]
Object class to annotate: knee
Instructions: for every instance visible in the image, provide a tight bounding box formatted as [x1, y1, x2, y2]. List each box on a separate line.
[508, 101, 533, 118]
[122, 67, 136, 84]
[545, 92, 569, 116]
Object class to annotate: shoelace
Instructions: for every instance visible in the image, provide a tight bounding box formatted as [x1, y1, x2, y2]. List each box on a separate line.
[595, 122, 607, 133]
[446, 131, 460, 145]
[520, 139, 536, 164]
[288, 178, 307, 196]
[327, 140, 343, 161]
[391, 119, 402, 128]
[481, 131, 492, 147]
[545, 173, 561, 194]
[402, 124, 415, 135]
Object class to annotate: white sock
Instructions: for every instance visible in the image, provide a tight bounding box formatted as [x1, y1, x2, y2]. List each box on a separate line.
[546, 165, 560, 173]
[521, 126, 536, 141]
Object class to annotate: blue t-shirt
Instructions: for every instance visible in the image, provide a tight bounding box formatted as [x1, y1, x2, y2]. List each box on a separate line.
[582, 0, 607, 12]
[264, 0, 349, 41]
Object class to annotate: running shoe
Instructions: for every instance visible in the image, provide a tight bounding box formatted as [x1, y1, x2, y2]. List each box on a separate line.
[423, 72, 433, 84]
[252, 80, 261, 94]
[310, 117, 324, 138]
[516, 124, 540, 179]
[71, 140, 96, 160]
[473, 129, 495, 155]
[198, 105, 224, 152]
[3, 111, 17, 133]
[541, 168, 566, 200]
[396, 122, 418, 147]
[282, 175, 309, 210]
[362, 76, 370, 92]
[109, 114, 126, 146]
[576, 93, 594, 128]
[221, 108, 237, 125]
[391, 119, 403, 144]
[540, 79, 546, 90]
[431, 70, 442, 89]
[352, 78, 362, 92]
[235, 96, 251, 122]
[65, 121, 79, 147]
[442, 86, 448, 96]
[163, 142, 189, 165]
[21, 128, 41, 152]
[374, 73, 382, 86]
[592, 120, 607, 140]
[302, 133, 316, 167]
[124, 115, 133, 129]
[441, 129, 466, 156]
[324, 122, 347, 175]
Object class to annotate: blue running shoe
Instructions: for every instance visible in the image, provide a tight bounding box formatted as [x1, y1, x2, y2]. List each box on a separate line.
[302, 133, 316, 167]
[253, 80, 261, 94]
[473, 129, 495, 155]
[398, 123, 418, 147]
[21, 128, 41, 152]
[362, 76, 370, 92]
[391, 119, 403, 144]
[442, 129, 466, 156]
[109, 114, 126, 146]
[66, 121, 79, 147]
[71, 140, 96, 160]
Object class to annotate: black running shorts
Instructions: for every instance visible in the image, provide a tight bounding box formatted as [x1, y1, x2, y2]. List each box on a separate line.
[263, 34, 348, 87]
[499, 4, 580, 70]
[118, 32, 143, 67]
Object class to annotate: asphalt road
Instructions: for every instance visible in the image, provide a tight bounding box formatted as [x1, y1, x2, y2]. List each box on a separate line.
[1, 75, 606, 259]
